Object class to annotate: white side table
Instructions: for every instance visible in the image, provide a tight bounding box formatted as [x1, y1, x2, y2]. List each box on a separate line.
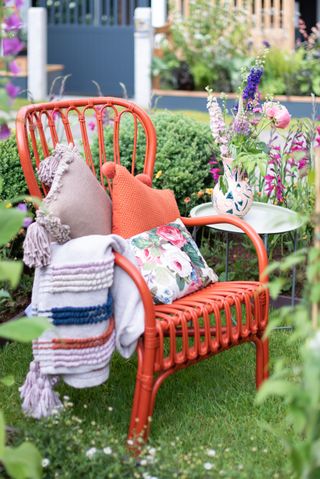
[190, 201, 303, 307]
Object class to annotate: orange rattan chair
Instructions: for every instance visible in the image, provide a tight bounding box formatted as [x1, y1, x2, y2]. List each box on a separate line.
[16, 97, 269, 443]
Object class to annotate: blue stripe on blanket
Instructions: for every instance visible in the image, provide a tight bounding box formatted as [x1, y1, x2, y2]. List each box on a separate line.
[51, 292, 113, 326]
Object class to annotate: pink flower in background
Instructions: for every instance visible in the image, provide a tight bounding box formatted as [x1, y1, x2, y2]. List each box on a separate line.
[274, 107, 291, 129]
[9, 60, 20, 75]
[5, 81, 20, 99]
[4, 13, 22, 31]
[156, 225, 187, 248]
[264, 102, 278, 119]
[88, 121, 96, 131]
[3, 37, 24, 56]
[264, 102, 291, 129]
[209, 156, 220, 182]
[0, 123, 11, 140]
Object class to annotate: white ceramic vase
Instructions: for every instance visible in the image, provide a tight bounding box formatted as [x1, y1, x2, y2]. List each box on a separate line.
[212, 159, 254, 218]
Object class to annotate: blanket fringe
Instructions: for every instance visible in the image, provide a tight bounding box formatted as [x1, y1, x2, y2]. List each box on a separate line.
[19, 361, 62, 419]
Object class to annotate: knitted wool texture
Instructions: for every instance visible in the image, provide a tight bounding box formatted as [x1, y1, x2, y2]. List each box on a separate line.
[21, 234, 144, 418]
[101, 162, 180, 239]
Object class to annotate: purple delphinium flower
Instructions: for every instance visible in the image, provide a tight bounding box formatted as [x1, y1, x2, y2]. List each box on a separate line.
[3, 37, 24, 56]
[262, 40, 271, 48]
[4, 13, 22, 32]
[5, 81, 20, 99]
[9, 60, 20, 75]
[0, 123, 11, 140]
[242, 67, 264, 101]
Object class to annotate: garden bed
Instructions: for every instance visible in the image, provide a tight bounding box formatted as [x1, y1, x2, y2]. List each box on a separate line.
[152, 89, 320, 118]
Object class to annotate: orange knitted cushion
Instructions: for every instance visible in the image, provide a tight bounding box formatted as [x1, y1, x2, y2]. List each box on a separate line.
[101, 162, 180, 238]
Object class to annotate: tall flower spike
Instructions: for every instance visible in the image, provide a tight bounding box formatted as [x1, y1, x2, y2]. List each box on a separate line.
[207, 93, 230, 158]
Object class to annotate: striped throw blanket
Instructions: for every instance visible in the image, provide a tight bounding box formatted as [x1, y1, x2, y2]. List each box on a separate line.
[20, 235, 144, 419]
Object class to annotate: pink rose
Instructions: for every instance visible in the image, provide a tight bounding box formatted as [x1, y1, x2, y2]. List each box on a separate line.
[264, 102, 278, 119]
[274, 107, 291, 129]
[264, 102, 291, 129]
[156, 225, 187, 248]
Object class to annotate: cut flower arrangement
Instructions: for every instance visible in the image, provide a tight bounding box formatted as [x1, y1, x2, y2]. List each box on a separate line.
[207, 55, 293, 217]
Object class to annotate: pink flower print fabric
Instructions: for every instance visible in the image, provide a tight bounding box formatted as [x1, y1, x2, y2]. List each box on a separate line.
[128, 218, 218, 304]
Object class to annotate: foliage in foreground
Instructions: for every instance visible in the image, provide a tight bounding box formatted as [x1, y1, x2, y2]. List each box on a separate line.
[257, 151, 320, 479]
[0, 183, 49, 479]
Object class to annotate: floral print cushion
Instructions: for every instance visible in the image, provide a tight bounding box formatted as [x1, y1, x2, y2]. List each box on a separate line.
[128, 218, 218, 304]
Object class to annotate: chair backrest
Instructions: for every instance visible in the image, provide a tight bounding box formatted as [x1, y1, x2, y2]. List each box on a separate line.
[16, 97, 157, 198]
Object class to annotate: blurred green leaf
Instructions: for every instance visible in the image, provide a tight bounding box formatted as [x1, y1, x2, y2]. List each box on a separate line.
[0, 261, 23, 289]
[3, 442, 42, 479]
[0, 411, 5, 459]
[0, 317, 51, 342]
[0, 208, 25, 246]
[268, 278, 286, 299]
[256, 380, 301, 404]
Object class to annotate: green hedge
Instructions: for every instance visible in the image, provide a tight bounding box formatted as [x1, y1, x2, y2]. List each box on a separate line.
[91, 111, 216, 212]
[0, 112, 216, 212]
[0, 134, 28, 201]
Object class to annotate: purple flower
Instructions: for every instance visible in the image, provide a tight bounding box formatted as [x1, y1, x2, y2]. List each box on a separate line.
[242, 67, 264, 101]
[233, 116, 251, 135]
[0, 123, 11, 140]
[23, 217, 33, 228]
[88, 121, 96, 131]
[9, 60, 20, 75]
[16, 204, 32, 228]
[4, 13, 22, 32]
[298, 158, 308, 170]
[5, 81, 20, 99]
[16, 203, 27, 213]
[262, 40, 271, 48]
[209, 156, 221, 182]
[3, 37, 24, 56]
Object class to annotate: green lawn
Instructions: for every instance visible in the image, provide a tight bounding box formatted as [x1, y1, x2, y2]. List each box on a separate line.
[0, 330, 298, 478]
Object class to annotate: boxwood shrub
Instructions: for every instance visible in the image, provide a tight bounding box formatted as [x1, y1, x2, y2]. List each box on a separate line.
[0, 134, 28, 201]
[0, 111, 216, 211]
[91, 111, 216, 212]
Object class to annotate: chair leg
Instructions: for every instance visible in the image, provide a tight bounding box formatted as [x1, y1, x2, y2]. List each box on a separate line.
[254, 337, 264, 389]
[128, 343, 155, 444]
[128, 375, 154, 442]
[262, 337, 269, 380]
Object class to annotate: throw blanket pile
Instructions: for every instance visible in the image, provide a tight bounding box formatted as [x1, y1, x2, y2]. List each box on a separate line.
[20, 234, 144, 419]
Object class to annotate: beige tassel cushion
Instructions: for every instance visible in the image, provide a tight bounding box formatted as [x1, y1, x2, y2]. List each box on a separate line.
[23, 144, 112, 268]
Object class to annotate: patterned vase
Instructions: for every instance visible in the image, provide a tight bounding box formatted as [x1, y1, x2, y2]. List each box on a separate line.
[212, 159, 254, 218]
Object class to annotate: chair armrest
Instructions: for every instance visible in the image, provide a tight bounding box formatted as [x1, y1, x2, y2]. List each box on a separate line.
[113, 252, 156, 333]
[181, 215, 269, 283]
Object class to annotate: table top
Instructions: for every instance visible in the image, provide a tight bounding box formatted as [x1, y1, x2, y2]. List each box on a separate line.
[190, 202, 303, 235]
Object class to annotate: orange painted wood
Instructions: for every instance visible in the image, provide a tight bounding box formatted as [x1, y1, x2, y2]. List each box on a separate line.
[16, 97, 269, 446]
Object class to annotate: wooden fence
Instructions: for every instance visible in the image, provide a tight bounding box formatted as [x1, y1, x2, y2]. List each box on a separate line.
[171, 0, 295, 50]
